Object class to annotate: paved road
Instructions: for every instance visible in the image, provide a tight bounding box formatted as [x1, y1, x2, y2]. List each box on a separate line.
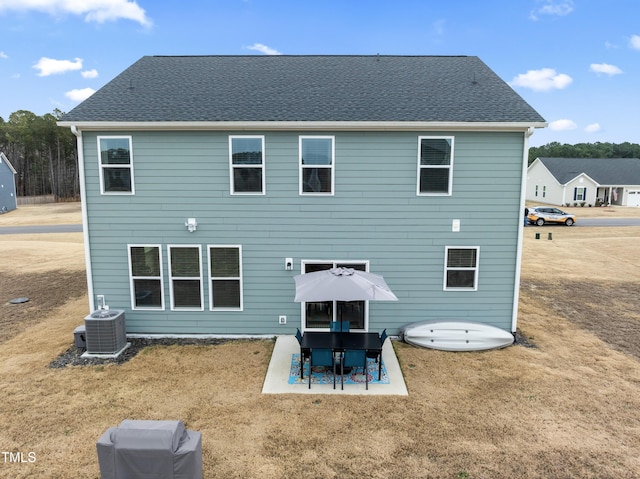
[0, 224, 83, 235]
[575, 217, 640, 227]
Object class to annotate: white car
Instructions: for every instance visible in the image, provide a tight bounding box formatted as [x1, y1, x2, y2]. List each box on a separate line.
[527, 206, 576, 226]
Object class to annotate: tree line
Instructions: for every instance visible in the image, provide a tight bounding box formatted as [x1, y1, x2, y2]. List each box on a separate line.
[2, 109, 640, 199]
[0, 110, 79, 199]
[528, 141, 640, 165]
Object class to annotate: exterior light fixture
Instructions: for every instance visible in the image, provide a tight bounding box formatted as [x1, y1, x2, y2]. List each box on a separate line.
[185, 218, 197, 233]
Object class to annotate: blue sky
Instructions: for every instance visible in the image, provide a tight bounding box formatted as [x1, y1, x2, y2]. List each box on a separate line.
[1, 0, 639, 147]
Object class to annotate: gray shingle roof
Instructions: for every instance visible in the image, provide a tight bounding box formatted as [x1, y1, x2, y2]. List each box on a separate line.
[538, 157, 640, 185]
[60, 55, 545, 124]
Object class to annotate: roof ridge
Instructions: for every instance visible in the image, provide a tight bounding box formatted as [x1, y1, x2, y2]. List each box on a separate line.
[149, 54, 473, 58]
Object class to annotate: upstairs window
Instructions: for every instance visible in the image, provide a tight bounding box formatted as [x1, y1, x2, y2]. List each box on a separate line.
[229, 136, 265, 194]
[444, 247, 479, 291]
[99, 136, 134, 194]
[300, 136, 334, 195]
[168, 245, 203, 310]
[128, 245, 164, 309]
[417, 137, 454, 195]
[208, 245, 243, 310]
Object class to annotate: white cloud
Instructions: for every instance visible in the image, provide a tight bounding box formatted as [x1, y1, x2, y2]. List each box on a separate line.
[432, 19, 445, 36]
[81, 69, 99, 79]
[510, 68, 573, 91]
[530, 0, 574, 20]
[33, 57, 82, 76]
[630, 35, 640, 50]
[0, 51, 8, 59]
[589, 63, 623, 76]
[584, 123, 601, 133]
[549, 119, 577, 131]
[65, 87, 95, 102]
[0, 0, 151, 27]
[245, 43, 282, 55]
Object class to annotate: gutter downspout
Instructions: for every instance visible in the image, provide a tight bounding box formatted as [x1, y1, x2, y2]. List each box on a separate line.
[70, 125, 95, 312]
[512, 126, 535, 335]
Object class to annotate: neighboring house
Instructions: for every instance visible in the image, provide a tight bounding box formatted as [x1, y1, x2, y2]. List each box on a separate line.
[527, 157, 640, 207]
[0, 152, 18, 213]
[58, 55, 546, 336]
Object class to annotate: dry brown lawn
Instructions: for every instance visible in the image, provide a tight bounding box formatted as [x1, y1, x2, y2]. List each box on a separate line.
[1, 203, 640, 478]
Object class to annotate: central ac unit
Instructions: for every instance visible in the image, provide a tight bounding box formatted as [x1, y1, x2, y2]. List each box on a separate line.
[84, 310, 126, 354]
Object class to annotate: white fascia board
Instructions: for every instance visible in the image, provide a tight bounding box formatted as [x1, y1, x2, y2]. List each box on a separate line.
[576, 173, 600, 187]
[562, 172, 599, 187]
[0, 152, 18, 174]
[526, 157, 541, 172]
[57, 120, 548, 132]
[536, 159, 564, 187]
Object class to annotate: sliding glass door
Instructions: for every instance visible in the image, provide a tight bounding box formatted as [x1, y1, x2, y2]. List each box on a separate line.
[301, 261, 368, 331]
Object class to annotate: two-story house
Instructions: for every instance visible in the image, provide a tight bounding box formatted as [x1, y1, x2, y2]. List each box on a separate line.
[59, 55, 546, 337]
[0, 152, 18, 213]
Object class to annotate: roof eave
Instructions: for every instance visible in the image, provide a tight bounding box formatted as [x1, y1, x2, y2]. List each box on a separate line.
[57, 120, 548, 132]
[560, 172, 600, 186]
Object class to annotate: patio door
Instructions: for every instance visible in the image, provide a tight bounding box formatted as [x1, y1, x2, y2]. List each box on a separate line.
[301, 261, 368, 331]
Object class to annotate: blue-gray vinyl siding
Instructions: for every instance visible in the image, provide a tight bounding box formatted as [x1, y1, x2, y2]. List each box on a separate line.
[81, 130, 525, 335]
[0, 158, 17, 213]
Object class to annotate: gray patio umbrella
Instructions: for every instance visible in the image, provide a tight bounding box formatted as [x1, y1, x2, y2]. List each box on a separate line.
[293, 267, 398, 302]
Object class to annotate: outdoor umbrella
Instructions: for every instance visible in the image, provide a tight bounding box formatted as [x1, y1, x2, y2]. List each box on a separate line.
[293, 267, 398, 302]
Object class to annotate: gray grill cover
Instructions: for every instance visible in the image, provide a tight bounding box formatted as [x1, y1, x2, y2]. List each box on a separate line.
[97, 420, 202, 479]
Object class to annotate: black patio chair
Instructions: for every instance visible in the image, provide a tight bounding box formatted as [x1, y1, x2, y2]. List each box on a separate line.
[330, 321, 350, 332]
[366, 328, 387, 366]
[341, 349, 368, 390]
[296, 328, 310, 379]
[308, 348, 336, 389]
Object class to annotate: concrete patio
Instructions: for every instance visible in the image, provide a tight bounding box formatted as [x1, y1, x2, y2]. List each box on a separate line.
[262, 335, 408, 395]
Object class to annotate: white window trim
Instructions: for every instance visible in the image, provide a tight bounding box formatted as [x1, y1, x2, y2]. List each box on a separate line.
[168, 245, 204, 311]
[443, 246, 479, 291]
[128, 244, 165, 310]
[229, 135, 266, 195]
[416, 136, 454, 196]
[98, 135, 135, 195]
[300, 260, 370, 332]
[207, 244, 243, 311]
[299, 136, 335, 196]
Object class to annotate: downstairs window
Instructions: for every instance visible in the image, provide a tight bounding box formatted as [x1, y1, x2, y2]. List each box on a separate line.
[444, 247, 479, 291]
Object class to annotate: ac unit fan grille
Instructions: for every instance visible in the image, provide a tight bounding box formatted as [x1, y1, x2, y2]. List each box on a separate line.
[84, 311, 126, 354]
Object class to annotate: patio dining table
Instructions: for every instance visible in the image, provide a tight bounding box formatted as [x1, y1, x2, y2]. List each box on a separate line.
[299, 331, 384, 381]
